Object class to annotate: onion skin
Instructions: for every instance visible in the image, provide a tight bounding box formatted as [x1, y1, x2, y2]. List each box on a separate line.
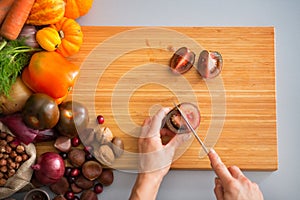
[0, 77, 32, 115]
[18, 25, 39, 48]
[32, 152, 65, 185]
[0, 113, 58, 144]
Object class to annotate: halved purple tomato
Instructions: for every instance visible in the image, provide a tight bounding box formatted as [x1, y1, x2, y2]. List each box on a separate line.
[169, 47, 195, 74]
[197, 50, 223, 79]
[165, 102, 200, 134]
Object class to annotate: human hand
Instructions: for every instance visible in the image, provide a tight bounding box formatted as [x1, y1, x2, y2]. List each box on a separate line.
[138, 107, 191, 175]
[208, 149, 264, 200]
[129, 107, 191, 200]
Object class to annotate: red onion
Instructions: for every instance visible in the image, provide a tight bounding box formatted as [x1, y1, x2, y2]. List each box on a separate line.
[0, 113, 58, 144]
[31, 152, 65, 185]
[18, 25, 39, 48]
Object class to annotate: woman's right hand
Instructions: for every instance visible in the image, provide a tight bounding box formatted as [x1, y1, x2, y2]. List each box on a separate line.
[208, 149, 264, 200]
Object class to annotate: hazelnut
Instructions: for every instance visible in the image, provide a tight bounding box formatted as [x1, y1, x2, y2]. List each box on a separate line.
[7, 169, 15, 178]
[0, 158, 6, 166]
[15, 155, 22, 163]
[9, 151, 17, 158]
[95, 145, 115, 166]
[5, 145, 12, 154]
[0, 140, 7, 147]
[8, 162, 16, 169]
[0, 178, 6, 186]
[22, 153, 29, 161]
[0, 132, 7, 139]
[6, 135, 14, 143]
[0, 146, 5, 153]
[0, 165, 7, 173]
[9, 141, 18, 149]
[82, 160, 102, 181]
[16, 145, 25, 153]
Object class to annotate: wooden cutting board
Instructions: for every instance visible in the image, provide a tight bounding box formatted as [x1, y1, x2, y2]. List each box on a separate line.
[36, 27, 277, 171]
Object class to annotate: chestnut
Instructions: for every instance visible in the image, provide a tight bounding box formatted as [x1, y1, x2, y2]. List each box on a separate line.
[82, 160, 102, 181]
[197, 50, 223, 79]
[74, 175, 94, 189]
[49, 177, 69, 195]
[97, 168, 114, 186]
[80, 190, 97, 200]
[68, 149, 86, 167]
[169, 47, 195, 74]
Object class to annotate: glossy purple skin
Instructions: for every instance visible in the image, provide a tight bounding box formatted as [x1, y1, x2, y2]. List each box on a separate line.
[170, 47, 195, 74]
[197, 50, 223, 79]
[165, 102, 201, 134]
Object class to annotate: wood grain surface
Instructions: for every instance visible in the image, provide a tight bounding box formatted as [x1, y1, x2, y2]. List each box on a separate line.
[36, 26, 277, 171]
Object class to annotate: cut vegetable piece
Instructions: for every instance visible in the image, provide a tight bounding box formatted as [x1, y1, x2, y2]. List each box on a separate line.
[165, 102, 200, 134]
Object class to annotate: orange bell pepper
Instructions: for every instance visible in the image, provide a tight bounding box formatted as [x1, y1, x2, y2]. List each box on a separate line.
[22, 51, 79, 104]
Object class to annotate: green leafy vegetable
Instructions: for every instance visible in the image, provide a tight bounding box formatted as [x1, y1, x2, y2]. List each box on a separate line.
[0, 38, 41, 97]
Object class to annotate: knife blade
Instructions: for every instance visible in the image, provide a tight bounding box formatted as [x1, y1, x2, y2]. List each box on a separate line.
[173, 102, 209, 154]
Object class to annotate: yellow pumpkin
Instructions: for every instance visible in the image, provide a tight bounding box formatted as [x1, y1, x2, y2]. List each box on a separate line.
[27, 0, 65, 25]
[50, 17, 83, 57]
[36, 27, 62, 51]
[64, 0, 94, 19]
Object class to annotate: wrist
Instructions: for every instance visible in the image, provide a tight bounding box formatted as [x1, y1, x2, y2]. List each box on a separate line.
[129, 172, 164, 200]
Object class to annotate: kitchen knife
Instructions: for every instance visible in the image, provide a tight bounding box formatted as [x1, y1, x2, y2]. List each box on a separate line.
[174, 102, 209, 154]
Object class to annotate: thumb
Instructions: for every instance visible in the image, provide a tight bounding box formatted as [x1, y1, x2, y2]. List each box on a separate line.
[166, 133, 192, 150]
[214, 178, 224, 200]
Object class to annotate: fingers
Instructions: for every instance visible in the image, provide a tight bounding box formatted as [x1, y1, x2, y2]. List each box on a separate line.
[214, 177, 224, 200]
[139, 117, 152, 138]
[148, 107, 170, 137]
[228, 165, 245, 180]
[166, 133, 191, 149]
[208, 149, 233, 184]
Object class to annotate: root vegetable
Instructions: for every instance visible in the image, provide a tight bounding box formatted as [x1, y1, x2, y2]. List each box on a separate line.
[31, 152, 65, 185]
[0, 0, 14, 25]
[0, 77, 32, 115]
[0, 0, 35, 40]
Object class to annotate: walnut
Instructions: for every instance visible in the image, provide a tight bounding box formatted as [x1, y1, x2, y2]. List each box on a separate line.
[95, 127, 113, 145]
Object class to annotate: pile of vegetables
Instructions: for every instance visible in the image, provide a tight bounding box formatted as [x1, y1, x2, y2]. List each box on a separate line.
[0, 1, 127, 199]
[0, 0, 93, 113]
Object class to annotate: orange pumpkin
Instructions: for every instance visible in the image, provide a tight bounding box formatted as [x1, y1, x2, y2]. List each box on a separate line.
[26, 0, 65, 25]
[64, 0, 94, 19]
[50, 17, 83, 57]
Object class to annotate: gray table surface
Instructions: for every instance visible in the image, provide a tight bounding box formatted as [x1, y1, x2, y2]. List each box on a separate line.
[12, 0, 300, 199]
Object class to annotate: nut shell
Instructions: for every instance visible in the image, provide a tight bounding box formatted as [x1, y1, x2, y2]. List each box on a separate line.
[95, 145, 115, 166]
[82, 160, 102, 181]
[97, 169, 114, 186]
[68, 149, 86, 167]
[95, 126, 113, 145]
[111, 137, 124, 158]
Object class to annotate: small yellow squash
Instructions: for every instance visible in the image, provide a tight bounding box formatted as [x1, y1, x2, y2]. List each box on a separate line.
[26, 0, 65, 25]
[36, 27, 62, 51]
